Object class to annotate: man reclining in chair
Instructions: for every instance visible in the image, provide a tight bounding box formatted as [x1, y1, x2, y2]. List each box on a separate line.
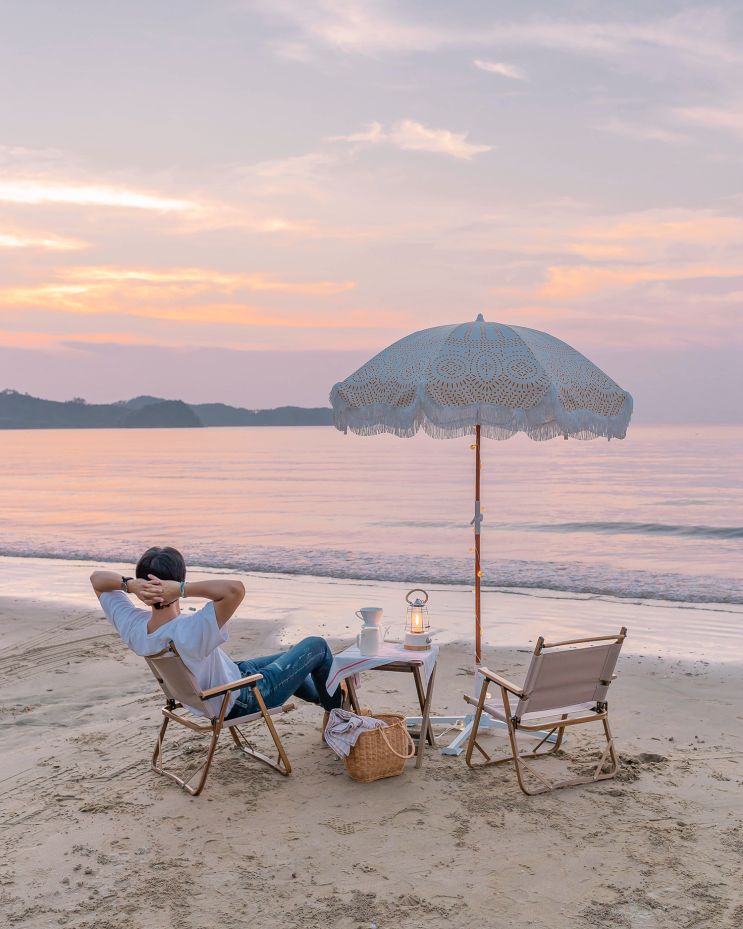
[90, 546, 343, 722]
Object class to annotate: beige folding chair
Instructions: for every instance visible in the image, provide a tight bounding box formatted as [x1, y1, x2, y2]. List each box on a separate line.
[145, 641, 293, 796]
[464, 628, 626, 795]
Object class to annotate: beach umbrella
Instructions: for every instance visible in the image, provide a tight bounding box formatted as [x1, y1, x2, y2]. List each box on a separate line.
[330, 314, 632, 666]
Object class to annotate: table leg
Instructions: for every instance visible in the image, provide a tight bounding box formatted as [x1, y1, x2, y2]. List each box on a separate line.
[344, 676, 362, 715]
[411, 665, 435, 747]
[412, 664, 436, 756]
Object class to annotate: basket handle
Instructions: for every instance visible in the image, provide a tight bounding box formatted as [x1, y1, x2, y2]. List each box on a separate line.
[378, 721, 416, 760]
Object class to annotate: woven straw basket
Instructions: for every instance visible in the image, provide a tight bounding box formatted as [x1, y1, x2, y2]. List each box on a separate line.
[344, 713, 416, 783]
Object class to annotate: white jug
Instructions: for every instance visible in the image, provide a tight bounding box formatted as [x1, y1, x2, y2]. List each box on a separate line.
[356, 624, 388, 656]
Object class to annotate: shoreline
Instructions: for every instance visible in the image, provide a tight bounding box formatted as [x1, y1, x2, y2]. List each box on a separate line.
[1, 593, 742, 927]
[2, 546, 741, 608]
[3, 552, 742, 611]
[1, 554, 742, 662]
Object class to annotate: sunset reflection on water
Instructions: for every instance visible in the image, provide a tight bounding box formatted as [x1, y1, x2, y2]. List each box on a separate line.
[1, 424, 741, 604]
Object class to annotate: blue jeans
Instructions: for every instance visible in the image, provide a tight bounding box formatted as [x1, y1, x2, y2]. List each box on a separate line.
[226, 636, 342, 719]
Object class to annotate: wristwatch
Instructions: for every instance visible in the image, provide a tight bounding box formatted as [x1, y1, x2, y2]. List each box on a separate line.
[121, 576, 134, 593]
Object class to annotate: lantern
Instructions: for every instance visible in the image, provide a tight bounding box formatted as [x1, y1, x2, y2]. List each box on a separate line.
[404, 589, 431, 651]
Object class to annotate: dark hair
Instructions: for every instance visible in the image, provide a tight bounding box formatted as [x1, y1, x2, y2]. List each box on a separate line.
[135, 546, 186, 583]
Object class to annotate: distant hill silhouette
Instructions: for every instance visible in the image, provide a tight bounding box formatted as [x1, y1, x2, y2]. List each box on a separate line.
[0, 390, 333, 429]
[192, 403, 333, 427]
[114, 395, 166, 411]
[118, 395, 333, 426]
[122, 400, 203, 428]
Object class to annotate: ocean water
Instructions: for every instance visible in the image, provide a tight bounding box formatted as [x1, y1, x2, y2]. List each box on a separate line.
[0, 424, 741, 605]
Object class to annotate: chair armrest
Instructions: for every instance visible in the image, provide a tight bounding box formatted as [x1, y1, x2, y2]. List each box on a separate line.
[201, 674, 263, 699]
[478, 667, 525, 697]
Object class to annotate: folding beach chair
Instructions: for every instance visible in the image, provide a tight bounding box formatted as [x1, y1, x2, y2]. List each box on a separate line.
[464, 628, 626, 795]
[145, 641, 292, 796]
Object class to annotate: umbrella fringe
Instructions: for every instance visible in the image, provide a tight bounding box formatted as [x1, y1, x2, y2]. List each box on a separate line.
[330, 383, 633, 442]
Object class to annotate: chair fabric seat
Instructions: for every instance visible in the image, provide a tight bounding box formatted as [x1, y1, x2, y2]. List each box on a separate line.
[464, 692, 597, 723]
[145, 644, 292, 794]
[463, 628, 625, 795]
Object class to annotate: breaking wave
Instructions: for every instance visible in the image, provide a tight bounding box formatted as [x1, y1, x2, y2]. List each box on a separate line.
[1, 538, 741, 605]
[524, 522, 743, 541]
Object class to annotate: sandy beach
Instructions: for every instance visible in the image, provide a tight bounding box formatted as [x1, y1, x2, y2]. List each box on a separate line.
[2, 569, 743, 929]
[4, 0, 743, 925]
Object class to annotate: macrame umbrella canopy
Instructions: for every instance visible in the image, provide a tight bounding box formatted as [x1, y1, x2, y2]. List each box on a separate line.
[330, 315, 633, 666]
[330, 315, 632, 442]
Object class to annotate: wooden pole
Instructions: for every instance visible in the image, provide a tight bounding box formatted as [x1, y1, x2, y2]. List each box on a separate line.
[474, 424, 482, 665]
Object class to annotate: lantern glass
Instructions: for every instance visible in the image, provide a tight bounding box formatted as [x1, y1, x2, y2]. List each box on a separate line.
[405, 589, 430, 634]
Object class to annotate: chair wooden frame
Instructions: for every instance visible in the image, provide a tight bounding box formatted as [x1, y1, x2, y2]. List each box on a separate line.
[146, 643, 293, 796]
[464, 628, 626, 796]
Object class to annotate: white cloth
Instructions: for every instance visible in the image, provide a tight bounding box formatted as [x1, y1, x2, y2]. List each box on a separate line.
[99, 590, 241, 717]
[324, 708, 385, 759]
[326, 641, 439, 695]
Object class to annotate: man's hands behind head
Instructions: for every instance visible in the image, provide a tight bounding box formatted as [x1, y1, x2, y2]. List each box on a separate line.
[134, 575, 179, 607]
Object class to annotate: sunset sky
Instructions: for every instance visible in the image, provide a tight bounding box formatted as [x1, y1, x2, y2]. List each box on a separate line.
[1, 1, 742, 416]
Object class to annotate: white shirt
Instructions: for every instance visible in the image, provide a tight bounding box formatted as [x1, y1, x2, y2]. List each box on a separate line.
[99, 590, 242, 716]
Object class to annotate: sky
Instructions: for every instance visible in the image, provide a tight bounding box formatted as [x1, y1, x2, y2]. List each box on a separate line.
[0, 0, 742, 417]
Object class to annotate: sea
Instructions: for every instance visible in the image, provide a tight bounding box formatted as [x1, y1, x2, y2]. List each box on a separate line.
[0, 423, 740, 604]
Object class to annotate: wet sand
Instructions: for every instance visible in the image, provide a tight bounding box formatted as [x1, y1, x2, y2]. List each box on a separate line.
[2, 578, 743, 928]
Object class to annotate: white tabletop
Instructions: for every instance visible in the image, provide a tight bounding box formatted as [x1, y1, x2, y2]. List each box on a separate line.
[326, 641, 439, 695]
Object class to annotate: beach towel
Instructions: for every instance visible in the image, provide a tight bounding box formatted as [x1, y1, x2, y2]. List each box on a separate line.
[323, 708, 386, 759]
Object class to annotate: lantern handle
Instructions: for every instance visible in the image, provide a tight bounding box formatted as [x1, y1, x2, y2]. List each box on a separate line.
[405, 588, 429, 605]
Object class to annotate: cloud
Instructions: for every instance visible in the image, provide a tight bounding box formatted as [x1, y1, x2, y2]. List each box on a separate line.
[505, 306, 580, 319]
[442, 208, 743, 263]
[675, 106, 743, 138]
[390, 120, 491, 159]
[474, 60, 526, 80]
[326, 122, 386, 145]
[529, 265, 743, 299]
[599, 118, 691, 145]
[261, 2, 740, 72]
[328, 119, 490, 160]
[64, 267, 356, 295]
[0, 330, 59, 349]
[0, 330, 165, 350]
[0, 230, 85, 250]
[572, 211, 743, 246]
[0, 180, 194, 212]
[261, 0, 448, 56]
[0, 267, 358, 322]
[488, 13, 741, 66]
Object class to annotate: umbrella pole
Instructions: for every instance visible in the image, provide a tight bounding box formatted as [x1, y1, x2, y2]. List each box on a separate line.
[415, 422, 557, 755]
[474, 424, 482, 665]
